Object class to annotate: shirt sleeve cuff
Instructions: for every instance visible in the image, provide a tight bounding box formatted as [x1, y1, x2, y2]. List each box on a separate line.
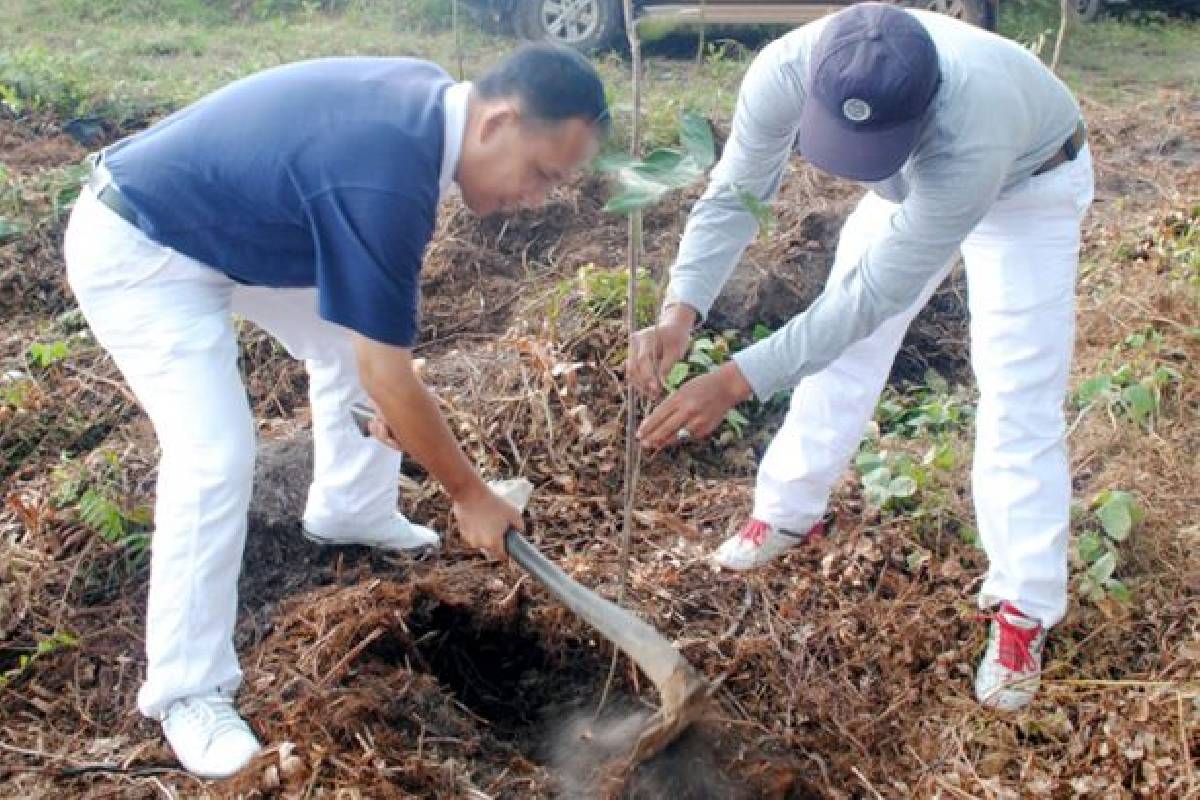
[664, 278, 717, 322]
[732, 342, 790, 402]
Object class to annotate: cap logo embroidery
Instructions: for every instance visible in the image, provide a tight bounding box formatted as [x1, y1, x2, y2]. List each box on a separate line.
[842, 98, 871, 123]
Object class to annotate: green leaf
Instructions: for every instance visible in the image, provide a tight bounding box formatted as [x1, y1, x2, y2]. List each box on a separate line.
[27, 340, 70, 368]
[666, 362, 690, 389]
[1077, 531, 1105, 562]
[855, 451, 885, 475]
[79, 488, 127, 543]
[1111, 363, 1135, 386]
[1094, 490, 1138, 541]
[863, 465, 892, 488]
[1121, 383, 1156, 424]
[1075, 374, 1112, 406]
[724, 407, 749, 436]
[679, 112, 715, 169]
[960, 526, 981, 548]
[922, 443, 956, 471]
[752, 323, 773, 342]
[1151, 365, 1181, 386]
[735, 186, 775, 241]
[688, 351, 714, 368]
[888, 475, 918, 498]
[603, 183, 668, 214]
[1104, 579, 1132, 604]
[1123, 331, 1147, 349]
[1088, 551, 1117, 583]
[591, 150, 637, 173]
[633, 148, 686, 179]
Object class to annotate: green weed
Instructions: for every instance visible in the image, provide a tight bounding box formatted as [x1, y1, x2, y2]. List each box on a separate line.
[25, 340, 70, 369]
[873, 369, 974, 439]
[1074, 489, 1141, 605]
[51, 450, 152, 558]
[662, 328, 769, 439]
[562, 263, 658, 324]
[0, 160, 89, 236]
[1073, 326, 1182, 429]
[0, 631, 79, 690]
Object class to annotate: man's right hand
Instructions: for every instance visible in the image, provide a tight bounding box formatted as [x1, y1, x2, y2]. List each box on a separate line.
[628, 303, 697, 397]
[451, 482, 524, 561]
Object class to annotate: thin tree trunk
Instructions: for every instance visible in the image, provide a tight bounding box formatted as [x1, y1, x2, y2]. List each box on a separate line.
[594, 0, 644, 721]
[453, 0, 465, 80]
[1051, 0, 1070, 73]
[617, 0, 642, 607]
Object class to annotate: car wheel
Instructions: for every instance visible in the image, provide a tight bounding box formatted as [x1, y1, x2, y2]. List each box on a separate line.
[901, 0, 998, 30]
[1069, 0, 1104, 21]
[513, 0, 624, 53]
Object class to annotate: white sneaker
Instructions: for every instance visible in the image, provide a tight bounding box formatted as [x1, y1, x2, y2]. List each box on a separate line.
[161, 693, 261, 779]
[712, 517, 826, 571]
[975, 602, 1047, 712]
[302, 512, 440, 552]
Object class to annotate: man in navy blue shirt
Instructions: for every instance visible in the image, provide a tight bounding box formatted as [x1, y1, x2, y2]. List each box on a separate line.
[63, 44, 609, 779]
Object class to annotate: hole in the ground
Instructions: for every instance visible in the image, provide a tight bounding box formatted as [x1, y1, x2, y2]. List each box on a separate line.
[373, 592, 603, 741]
[367, 592, 741, 798]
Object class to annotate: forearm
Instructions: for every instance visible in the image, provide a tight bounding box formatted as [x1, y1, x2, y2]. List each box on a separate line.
[378, 380, 485, 500]
[666, 188, 764, 318]
[354, 337, 486, 502]
[668, 41, 796, 319]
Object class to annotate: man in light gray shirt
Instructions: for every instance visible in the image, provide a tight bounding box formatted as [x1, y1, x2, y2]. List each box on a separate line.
[629, 3, 1093, 711]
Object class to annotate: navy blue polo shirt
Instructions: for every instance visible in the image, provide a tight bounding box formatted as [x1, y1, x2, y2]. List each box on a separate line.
[104, 57, 452, 348]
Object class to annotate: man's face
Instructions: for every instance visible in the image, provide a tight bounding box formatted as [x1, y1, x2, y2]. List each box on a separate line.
[458, 106, 599, 217]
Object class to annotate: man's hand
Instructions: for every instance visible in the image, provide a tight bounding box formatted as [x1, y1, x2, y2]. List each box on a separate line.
[451, 482, 525, 561]
[628, 303, 698, 397]
[637, 362, 754, 449]
[354, 336, 522, 559]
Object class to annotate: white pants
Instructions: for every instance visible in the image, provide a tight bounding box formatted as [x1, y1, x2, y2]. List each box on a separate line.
[64, 189, 404, 718]
[753, 149, 1094, 627]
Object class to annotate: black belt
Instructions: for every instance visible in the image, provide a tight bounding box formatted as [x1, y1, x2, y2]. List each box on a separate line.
[1034, 120, 1087, 176]
[86, 167, 140, 228]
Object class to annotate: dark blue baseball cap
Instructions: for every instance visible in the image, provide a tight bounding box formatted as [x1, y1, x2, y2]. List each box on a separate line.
[797, 3, 941, 182]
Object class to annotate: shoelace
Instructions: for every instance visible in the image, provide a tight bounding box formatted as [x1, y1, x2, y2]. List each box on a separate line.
[176, 697, 248, 743]
[737, 519, 771, 547]
[980, 603, 1042, 673]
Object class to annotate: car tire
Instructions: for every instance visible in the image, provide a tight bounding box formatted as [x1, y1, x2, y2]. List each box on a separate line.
[513, 0, 624, 53]
[1068, 0, 1105, 22]
[899, 0, 999, 30]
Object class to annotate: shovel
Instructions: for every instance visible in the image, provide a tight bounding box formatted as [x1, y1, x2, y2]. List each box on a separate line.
[350, 403, 710, 761]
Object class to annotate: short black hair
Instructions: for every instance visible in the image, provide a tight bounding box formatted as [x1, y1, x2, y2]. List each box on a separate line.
[475, 43, 611, 136]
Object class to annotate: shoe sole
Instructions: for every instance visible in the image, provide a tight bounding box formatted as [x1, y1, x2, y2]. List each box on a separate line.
[300, 528, 440, 553]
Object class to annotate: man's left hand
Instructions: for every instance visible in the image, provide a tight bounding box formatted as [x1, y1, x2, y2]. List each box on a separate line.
[637, 362, 754, 450]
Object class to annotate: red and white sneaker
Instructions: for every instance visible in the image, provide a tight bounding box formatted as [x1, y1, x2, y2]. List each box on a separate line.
[712, 516, 827, 571]
[975, 602, 1047, 711]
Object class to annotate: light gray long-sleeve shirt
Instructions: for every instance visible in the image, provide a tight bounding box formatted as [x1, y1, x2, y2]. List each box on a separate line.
[666, 10, 1082, 400]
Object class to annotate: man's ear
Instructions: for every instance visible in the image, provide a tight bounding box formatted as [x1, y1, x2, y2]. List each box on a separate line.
[478, 100, 521, 146]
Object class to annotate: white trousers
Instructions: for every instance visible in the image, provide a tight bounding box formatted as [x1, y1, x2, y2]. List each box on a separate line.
[753, 149, 1094, 627]
[64, 189, 404, 718]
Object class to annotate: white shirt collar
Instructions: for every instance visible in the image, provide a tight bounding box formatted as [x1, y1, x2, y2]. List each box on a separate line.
[439, 81, 470, 199]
